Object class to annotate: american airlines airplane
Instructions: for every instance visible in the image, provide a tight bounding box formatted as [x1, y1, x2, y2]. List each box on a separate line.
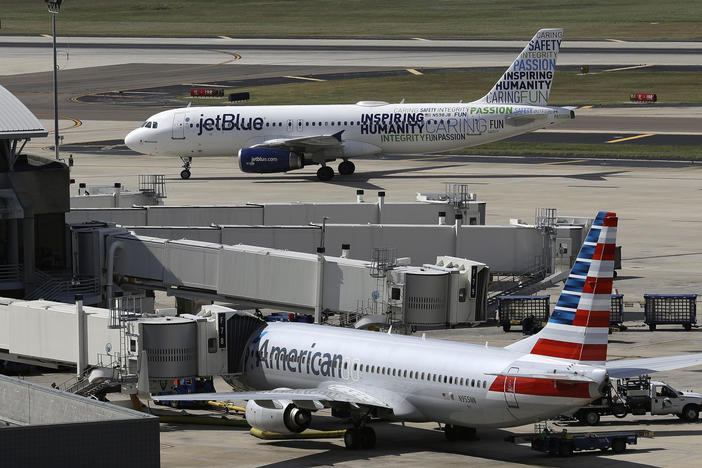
[125, 28, 574, 180]
[155, 211, 702, 449]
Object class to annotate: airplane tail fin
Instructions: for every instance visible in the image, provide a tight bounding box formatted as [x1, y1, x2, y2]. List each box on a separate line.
[507, 211, 618, 365]
[479, 28, 563, 107]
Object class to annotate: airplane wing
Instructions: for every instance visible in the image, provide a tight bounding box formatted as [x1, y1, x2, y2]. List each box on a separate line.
[152, 382, 392, 408]
[606, 353, 702, 378]
[252, 130, 344, 152]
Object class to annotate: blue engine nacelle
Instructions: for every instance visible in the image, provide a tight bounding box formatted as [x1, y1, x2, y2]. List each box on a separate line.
[238, 148, 304, 173]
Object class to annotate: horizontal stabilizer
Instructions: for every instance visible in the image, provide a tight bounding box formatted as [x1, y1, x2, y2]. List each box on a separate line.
[606, 353, 702, 378]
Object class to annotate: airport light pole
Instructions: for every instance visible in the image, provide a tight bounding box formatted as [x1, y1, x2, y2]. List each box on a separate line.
[46, 0, 63, 160]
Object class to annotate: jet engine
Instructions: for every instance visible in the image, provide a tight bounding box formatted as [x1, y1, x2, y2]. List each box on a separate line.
[238, 148, 304, 173]
[245, 399, 312, 434]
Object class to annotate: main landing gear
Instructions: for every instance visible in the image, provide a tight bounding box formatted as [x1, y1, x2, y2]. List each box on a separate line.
[338, 160, 355, 175]
[315, 160, 356, 181]
[180, 156, 192, 180]
[344, 426, 376, 450]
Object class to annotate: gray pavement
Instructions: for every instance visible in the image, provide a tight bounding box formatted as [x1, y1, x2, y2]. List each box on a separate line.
[7, 35, 702, 467]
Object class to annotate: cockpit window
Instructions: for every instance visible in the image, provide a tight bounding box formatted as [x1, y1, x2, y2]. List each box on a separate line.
[152, 122, 158, 129]
[145, 121, 153, 128]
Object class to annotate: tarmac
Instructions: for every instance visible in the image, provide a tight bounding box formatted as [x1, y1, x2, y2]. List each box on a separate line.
[7, 36, 702, 467]
[15, 116, 702, 467]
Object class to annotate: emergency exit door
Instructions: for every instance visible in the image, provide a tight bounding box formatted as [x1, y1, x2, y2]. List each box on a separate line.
[504, 367, 519, 408]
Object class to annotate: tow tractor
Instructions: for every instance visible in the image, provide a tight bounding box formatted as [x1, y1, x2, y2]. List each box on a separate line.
[572, 375, 702, 425]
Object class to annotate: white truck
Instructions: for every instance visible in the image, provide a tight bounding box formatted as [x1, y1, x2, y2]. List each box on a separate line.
[573, 376, 702, 425]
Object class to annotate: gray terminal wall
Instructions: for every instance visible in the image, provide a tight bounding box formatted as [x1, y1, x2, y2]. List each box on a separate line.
[0, 374, 159, 468]
[66, 201, 485, 227]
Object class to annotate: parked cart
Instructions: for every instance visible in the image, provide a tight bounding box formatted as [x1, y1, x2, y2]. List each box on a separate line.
[507, 423, 653, 457]
[610, 294, 624, 330]
[644, 294, 697, 331]
[497, 295, 549, 333]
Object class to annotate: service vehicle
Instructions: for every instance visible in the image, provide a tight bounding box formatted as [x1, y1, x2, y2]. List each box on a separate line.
[573, 375, 702, 425]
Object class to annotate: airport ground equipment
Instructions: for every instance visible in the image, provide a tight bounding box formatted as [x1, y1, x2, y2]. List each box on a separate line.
[572, 375, 702, 425]
[515, 426, 652, 457]
[71, 176, 165, 208]
[497, 296, 549, 332]
[610, 294, 624, 330]
[644, 294, 697, 331]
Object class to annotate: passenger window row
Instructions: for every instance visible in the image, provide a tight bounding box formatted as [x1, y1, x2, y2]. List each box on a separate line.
[255, 349, 488, 389]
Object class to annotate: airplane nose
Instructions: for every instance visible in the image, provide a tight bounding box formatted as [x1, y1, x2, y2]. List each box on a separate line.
[124, 130, 140, 152]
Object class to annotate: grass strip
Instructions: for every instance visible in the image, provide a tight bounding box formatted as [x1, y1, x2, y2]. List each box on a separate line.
[4, 0, 702, 40]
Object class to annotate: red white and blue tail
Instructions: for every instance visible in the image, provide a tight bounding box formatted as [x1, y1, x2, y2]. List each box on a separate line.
[528, 211, 618, 365]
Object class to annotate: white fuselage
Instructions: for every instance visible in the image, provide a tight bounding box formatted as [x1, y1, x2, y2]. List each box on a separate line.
[239, 322, 603, 428]
[125, 101, 571, 161]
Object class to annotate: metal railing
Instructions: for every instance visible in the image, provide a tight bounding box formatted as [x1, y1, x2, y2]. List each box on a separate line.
[138, 174, 167, 198]
[0, 264, 22, 283]
[26, 270, 99, 302]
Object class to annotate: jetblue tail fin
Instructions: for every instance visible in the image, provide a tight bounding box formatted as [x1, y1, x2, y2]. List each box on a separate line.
[479, 28, 563, 107]
[507, 211, 618, 365]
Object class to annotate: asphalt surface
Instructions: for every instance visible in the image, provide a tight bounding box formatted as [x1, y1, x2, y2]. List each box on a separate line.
[7, 35, 702, 468]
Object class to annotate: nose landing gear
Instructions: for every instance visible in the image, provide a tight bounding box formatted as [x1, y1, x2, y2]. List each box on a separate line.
[180, 156, 192, 180]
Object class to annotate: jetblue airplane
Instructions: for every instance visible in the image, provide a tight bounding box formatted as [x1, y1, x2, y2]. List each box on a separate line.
[125, 28, 574, 180]
[155, 212, 702, 449]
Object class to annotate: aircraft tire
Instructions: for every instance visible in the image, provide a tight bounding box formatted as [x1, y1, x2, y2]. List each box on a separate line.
[344, 428, 361, 450]
[339, 160, 355, 175]
[180, 169, 191, 180]
[360, 427, 376, 449]
[317, 166, 334, 181]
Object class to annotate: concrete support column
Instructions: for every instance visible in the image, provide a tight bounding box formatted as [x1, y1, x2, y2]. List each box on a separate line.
[314, 247, 325, 324]
[454, 214, 463, 257]
[76, 295, 88, 376]
[7, 219, 19, 264]
[22, 217, 35, 292]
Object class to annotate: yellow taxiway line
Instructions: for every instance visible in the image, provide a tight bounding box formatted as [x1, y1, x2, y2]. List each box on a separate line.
[539, 159, 587, 165]
[283, 75, 326, 82]
[406, 68, 423, 75]
[606, 133, 655, 144]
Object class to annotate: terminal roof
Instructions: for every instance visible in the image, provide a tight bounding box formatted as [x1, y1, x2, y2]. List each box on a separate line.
[0, 85, 47, 139]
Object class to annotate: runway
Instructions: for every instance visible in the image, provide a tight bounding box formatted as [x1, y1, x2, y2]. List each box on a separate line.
[2, 35, 701, 140]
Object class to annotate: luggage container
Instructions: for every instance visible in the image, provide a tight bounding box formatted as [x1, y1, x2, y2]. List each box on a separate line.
[497, 295, 549, 332]
[610, 294, 624, 329]
[644, 294, 697, 331]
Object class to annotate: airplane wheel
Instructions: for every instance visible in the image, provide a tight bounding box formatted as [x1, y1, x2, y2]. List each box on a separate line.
[344, 428, 361, 450]
[339, 160, 355, 175]
[360, 427, 376, 449]
[180, 169, 191, 180]
[317, 166, 334, 181]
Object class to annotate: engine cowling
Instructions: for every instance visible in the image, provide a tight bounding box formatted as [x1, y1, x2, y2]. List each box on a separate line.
[238, 148, 304, 173]
[245, 399, 312, 434]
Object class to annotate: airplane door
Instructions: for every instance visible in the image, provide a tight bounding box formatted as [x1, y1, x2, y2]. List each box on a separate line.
[297, 119, 304, 133]
[286, 119, 294, 133]
[172, 112, 185, 139]
[504, 367, 519, 409]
